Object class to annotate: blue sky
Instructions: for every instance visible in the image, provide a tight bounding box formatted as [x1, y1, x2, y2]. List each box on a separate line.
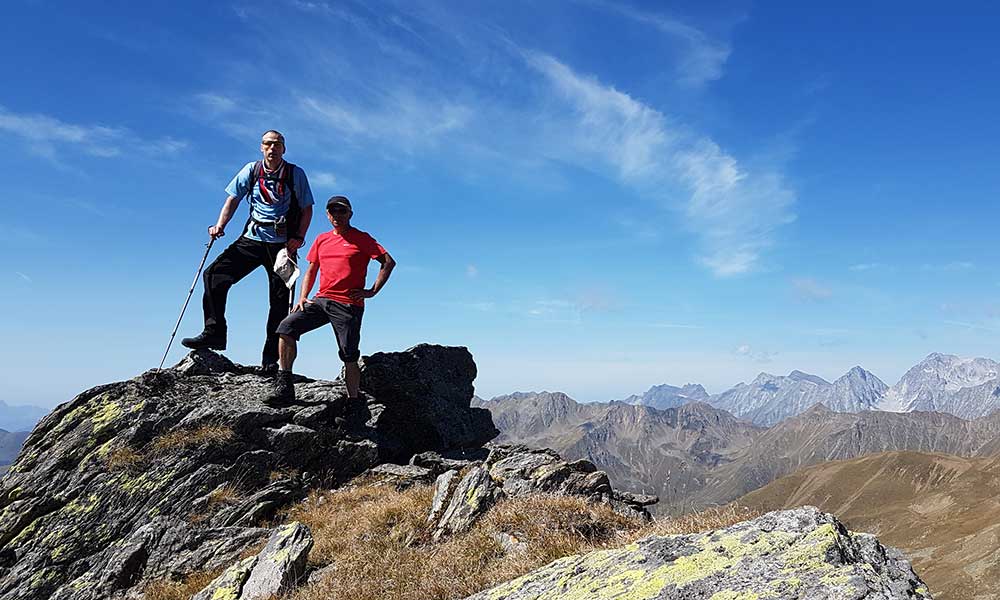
[2, 1, 999, 408]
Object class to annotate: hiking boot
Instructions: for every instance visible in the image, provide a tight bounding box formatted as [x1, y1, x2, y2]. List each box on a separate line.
[181, 331, 226, 351]
[264, 370, 295, 406]
[259, 362, 279, 376]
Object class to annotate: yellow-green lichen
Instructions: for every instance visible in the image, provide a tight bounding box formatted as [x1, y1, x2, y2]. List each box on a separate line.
[205, 556, 257, 600]
[781, 523, 837, 575]
[710, 591, 760, 600]
[95, 439, 116, 458]
[8, 514, 44, 546]
[484, 524, 860, 600]
[50, 542, 74, 560]
[819, 572, 853, 586]
[91, 400, 123, 433]
[63, 494, 99, 515]
[29, 568, 59, 589]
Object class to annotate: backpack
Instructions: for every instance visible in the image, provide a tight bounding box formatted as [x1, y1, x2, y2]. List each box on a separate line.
[243, 161, 301, 240]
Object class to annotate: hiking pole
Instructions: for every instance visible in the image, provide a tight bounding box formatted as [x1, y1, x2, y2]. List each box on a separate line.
[158, 237, 216, 370]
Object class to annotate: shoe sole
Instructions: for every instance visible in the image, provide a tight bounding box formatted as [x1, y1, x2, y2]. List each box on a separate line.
[181, 341, 227, 351]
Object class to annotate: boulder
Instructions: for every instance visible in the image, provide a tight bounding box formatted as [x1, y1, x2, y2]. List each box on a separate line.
[432, 466, 503, 540]
[359, 344, 499, 452]
[429, 445, 659, 540]
[0, 345, 495, 600]
[239, 522, 313, 600]
[486, 444, 656, 520]
[463, 507, 933, 600]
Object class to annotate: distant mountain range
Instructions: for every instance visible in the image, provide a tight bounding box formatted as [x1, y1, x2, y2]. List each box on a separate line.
[0, 429, 30, 467]
[740, 451, 1000, 600]
[475, 384, 1000, 514]
[613, 352, 1000, 426]
[0, 399, 48, 432]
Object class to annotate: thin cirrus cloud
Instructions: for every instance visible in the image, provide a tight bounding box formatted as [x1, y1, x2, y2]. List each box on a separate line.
[733, 343, 776, 363]
[525, 53, 796, 276]
[310, 171, 339, 188]
[584, 0, 731, 87]
[200, 3, 794, 277]
[920, 261, 975, 272]
[300, 94, 473, 151]
[791, 277, 833, 302]
[0, 105, 186, 162]
[849, 262, 885, 271]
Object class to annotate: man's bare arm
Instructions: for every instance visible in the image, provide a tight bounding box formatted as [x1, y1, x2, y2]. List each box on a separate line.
[294, 262, 320, 311]
[287, 204, 313, 252]
[349, 253, 396, 301]
[208, 196, 241, 239]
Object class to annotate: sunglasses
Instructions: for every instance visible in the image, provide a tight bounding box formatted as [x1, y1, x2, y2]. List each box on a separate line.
[329, 206, 350, 215]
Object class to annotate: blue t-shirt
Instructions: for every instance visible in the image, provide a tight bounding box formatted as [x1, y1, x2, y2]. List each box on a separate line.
[225, 161, 315, 243]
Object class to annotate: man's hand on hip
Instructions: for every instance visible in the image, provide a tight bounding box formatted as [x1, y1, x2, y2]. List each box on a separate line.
[348, 288, 376, 301]
[293, 297, 314, 312]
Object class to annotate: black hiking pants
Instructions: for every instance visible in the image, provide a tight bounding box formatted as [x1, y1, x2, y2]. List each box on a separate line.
[201, 236, 290, 366]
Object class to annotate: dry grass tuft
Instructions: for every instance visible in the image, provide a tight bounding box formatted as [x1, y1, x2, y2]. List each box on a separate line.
[207, 483, 242, 507]
[144, 475, 769, 600]
[283, 485, 655, 600]
[269, 468, 300, 482]
[102, 447, 144, 472]
[141, 569, 221, 600]
[150, 425, 234, 454]
[639, 504, 764, 538]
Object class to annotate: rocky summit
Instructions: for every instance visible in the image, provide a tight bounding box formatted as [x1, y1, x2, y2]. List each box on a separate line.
[0, 344, 935, 600]
[464, 507, 931, 600]
[0, 344, 497, 600]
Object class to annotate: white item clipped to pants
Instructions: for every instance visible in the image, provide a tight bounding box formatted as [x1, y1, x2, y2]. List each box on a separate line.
[273, 248, 300, 290]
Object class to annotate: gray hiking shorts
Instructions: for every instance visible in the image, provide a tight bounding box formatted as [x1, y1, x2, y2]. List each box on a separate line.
[276, 297, 365, 362]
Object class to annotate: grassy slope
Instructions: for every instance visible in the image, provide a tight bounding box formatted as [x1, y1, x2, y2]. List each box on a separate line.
[144, 480, 761, 600]
[739, 451, 1000, 600]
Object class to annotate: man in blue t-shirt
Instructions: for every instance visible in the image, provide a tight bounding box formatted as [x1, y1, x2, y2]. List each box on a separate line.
[182, 130, 315, 371]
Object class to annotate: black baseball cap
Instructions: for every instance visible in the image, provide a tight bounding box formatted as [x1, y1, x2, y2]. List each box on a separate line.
[326, 196, 352, 212]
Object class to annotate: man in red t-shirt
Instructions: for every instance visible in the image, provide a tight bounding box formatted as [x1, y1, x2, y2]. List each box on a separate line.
[267, 196, 396, 406]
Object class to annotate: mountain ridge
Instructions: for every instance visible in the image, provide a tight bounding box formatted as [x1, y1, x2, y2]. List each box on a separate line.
[477, 389, 1000, 514]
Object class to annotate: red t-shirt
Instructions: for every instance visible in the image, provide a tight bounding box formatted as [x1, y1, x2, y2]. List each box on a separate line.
[306, 228, 387, 306]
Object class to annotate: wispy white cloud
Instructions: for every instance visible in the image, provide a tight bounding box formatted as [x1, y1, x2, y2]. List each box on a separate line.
[451, 301, 496, 312]
[194, 93, 238, 115]
[647, 322, 701, 329]
[300, 93, 472, 151]
[466, 265, 479, 278]
[0, 105, 187, 162]
[311, 171, 339, 188]
[526, 54, 796, 276]
[921, 261, 975, 272]
[733, 343, 776, 363]
[14, 271, 32, 283]
[191, 5, 792, 277]
[849, 262, 885, 271]
[586, 0, 731, 86]
[943, 319, 1000, 334]
[791, 277, 832, 302]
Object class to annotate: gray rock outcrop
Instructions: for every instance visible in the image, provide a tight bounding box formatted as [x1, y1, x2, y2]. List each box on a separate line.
[192, 521, 313, 600]
[0, 344, 497, 600]
[464, 507, 932, 600]
[428, 444, 658, 540]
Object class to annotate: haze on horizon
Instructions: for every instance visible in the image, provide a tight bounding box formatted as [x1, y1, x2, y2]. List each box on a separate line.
[2, 1, 998, 408]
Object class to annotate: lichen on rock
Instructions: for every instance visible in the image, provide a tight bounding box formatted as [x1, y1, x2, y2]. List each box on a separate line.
[463, 507, 933, 600]
[0, 345, 497, 600]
